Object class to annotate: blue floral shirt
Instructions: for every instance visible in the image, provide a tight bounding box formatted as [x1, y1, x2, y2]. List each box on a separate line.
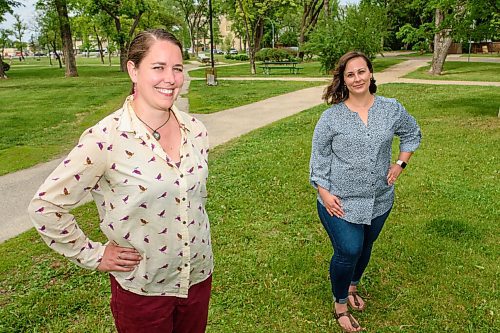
[310, 95, 421, 225]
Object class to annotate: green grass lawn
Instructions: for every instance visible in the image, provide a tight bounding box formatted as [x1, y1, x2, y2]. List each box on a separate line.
[404, 61, 500, 82]
[188, 58, 404, 78]
[0, 64, 130, 176]
[0, 84, 498, 332]
[187, 80, 326, 114]
[0, 63, 325, 175]
[460, 53, 500, 58]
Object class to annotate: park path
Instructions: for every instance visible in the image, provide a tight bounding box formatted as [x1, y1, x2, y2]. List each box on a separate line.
[0, 57, 498, 243]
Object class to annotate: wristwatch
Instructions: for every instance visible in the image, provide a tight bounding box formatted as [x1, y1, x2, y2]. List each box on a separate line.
[396, 160, 407, 169]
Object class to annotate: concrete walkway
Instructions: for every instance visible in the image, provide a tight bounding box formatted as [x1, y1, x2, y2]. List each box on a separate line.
[0, 57, 498, 243]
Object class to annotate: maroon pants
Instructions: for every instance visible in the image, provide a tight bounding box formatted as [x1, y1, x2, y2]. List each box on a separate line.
[110, 275, 212, 333]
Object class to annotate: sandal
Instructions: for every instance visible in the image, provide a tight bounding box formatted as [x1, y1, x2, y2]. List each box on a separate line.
[348, 291, 365, 311]
[334, 310, 362, 332]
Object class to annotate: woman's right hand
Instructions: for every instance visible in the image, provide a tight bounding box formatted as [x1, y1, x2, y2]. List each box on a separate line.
[318, 186, 345, 218]
[97, 242, 143, 272]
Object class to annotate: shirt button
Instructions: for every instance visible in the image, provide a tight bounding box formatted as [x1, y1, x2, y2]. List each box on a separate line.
[180, 174, 184, 178]
[182, 197, 186, 201]
[182, 221, 187, 225]
[184, 242, 188, 246]
[184, 264, 188, 267]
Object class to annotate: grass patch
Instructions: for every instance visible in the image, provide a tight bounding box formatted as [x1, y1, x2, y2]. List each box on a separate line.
[0, 64, 130, 175]
[187, 80, 326, 114]
[188, 58, 404, 78]
[460, 53, 500, 58]
[1, 84, 498, 332]
[404, 61, 500, 82]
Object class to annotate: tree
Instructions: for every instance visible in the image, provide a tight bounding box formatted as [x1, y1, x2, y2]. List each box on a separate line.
[361, 0, 424, 51]
[36, 0, 64, 68]
[12, 13, 26, 59]
[395, 0, 499, 75]
[0, 28, 12, 54]
[396, 22, 433, 54]
[90, 0, 149, 71]
[54, 0, 78, 77]
[175, 0, 209, 54]
[233, 0, 296, 74]
[1, 1, 20, 78]
[298, 0, 324, 60]
[0, 28, 12, 78]
[305, 2, 387, 73]
[0, 0, 20, 23]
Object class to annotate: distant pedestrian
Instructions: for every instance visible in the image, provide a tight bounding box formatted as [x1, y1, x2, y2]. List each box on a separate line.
[309, 51, 421, 332]
[29, 29, 213, 333]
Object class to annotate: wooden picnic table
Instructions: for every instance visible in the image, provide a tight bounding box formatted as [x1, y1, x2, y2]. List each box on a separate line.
[259, 61, 303, 75]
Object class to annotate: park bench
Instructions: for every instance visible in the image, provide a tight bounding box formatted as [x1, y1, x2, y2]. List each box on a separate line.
[197, 53, 211, 64]
[259, 61, 303, 75]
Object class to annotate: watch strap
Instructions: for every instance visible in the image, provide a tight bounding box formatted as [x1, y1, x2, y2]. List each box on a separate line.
[396, 160, 407, 169]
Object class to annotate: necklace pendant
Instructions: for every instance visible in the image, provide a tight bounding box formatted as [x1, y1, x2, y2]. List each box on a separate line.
[153, 131, 161, 140]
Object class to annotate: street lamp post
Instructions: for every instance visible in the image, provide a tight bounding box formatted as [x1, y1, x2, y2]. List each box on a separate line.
[467, 20, 476, 63]
[206, 0, 217, 85]
[265, 18, 275, 48]
[270, 20, 274, 48]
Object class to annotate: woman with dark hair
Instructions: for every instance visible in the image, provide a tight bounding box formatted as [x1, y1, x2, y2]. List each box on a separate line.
[29, 29, 213, 333]
[309, 51, 421, 332]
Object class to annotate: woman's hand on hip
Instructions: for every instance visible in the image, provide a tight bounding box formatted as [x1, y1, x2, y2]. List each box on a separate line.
[97, 242, 143, 272]
[318, 186, 344, 218]
[387, 164, 403, 185]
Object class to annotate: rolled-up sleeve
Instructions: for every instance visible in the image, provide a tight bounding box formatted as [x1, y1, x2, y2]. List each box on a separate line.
[310, 110, 334, 191]
[395, 102, 422, 152]
[28, 127, 107, 269]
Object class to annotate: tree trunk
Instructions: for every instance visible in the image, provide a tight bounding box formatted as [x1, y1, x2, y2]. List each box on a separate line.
[299, 0, 324, 61]
[324, 0, 330, 18]
[429, 8, 452, 75]
[0, 55, 6, 79]
[94, 25, 105, 64]
[111, 17, 127, 71]
[55, 0, 78, 77]
[51, 31, 63, 69]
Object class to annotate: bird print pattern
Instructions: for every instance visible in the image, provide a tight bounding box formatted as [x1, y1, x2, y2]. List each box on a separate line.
[29, 96, 213, 297]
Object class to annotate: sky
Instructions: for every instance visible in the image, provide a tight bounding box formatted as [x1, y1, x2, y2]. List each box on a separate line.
[1, 0, 361, 41]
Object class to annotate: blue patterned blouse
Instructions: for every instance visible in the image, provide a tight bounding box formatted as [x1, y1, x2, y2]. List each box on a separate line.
[310, 95, 421, 225]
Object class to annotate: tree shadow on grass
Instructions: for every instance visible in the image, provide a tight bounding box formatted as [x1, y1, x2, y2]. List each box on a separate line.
[425, 218, 483, 241]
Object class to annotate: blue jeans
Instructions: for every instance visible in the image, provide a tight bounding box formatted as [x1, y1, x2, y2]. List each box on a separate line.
[317, 201, 391, 304]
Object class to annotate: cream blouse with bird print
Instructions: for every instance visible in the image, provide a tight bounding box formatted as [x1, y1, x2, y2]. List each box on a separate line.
[29, 96, 213, 297]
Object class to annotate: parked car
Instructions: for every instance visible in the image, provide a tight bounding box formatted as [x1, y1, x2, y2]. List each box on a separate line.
[33, 52, 46, 57]
[213, 49, 224, 54]
[228, 48, 238, 55]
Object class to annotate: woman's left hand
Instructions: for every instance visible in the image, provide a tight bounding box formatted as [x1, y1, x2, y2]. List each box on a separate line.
[387, 164, 403, 185]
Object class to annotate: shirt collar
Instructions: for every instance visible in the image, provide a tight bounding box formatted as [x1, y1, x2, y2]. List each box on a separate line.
[117, 95, 190, 138]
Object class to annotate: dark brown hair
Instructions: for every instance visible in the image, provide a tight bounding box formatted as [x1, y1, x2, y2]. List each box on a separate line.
[127, 29, 183, 94]
[323, 51, 377, 105]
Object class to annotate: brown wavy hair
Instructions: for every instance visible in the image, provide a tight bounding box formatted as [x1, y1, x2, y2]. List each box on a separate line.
[323, 51, 377, 105]
[127, 29, 183, 95]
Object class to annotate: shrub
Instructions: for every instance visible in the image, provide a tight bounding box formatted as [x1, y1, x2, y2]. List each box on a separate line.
[255, 48, 297, 62]
[304, 3, 386, 73]
[234, 54, 249, 61]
